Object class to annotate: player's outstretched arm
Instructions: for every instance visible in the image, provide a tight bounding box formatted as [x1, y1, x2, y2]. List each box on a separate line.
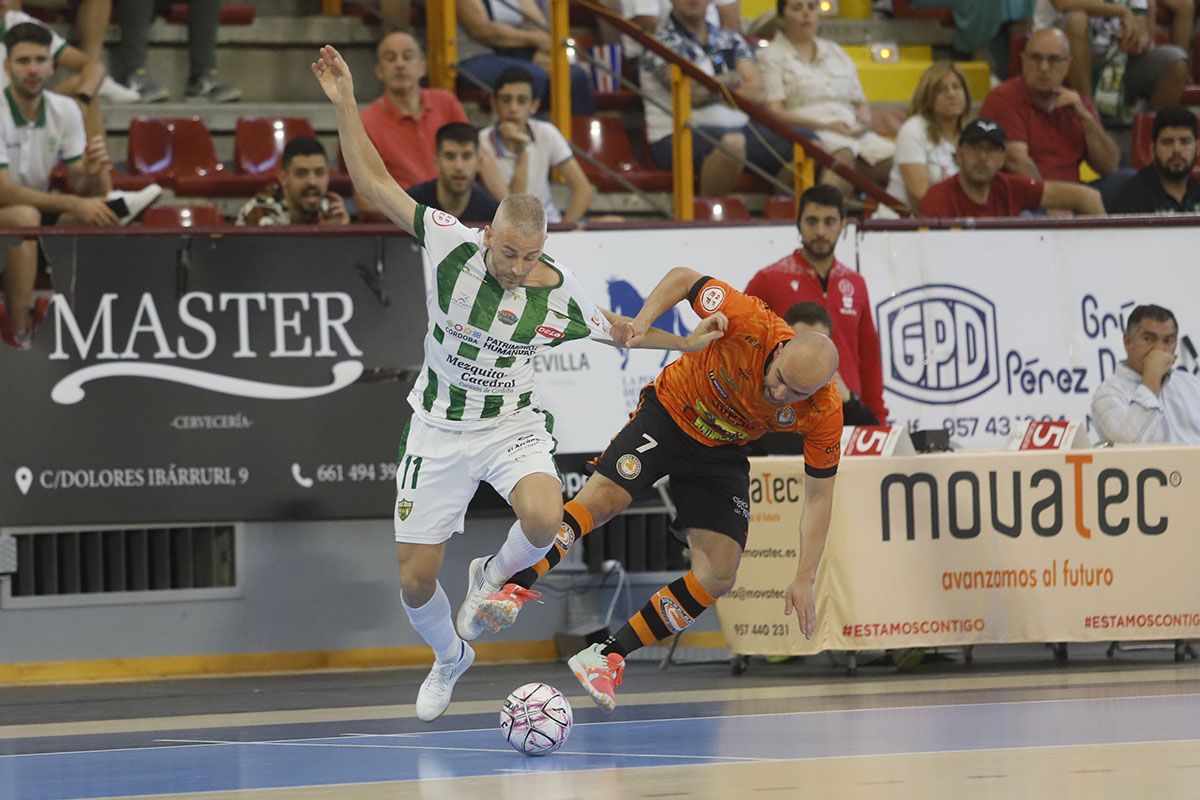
[611, 267, 704, 348]
[784, 475, 835, 639]
[603, 309, 727, 352]
[312, 45, 418, 236]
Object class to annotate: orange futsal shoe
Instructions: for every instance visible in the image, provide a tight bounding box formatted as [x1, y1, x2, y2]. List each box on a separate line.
[476, 583, 542, 633]
[567, 643, 625, 711]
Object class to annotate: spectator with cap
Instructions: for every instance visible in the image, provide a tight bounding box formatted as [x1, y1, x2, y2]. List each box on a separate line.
[235, 137, 350, 226]
[406, 122, 501, 223]
[1110, 106, 1200, 214]
[920, 118, 1105, 217]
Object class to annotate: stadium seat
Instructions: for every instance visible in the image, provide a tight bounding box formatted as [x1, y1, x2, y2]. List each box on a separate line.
[1009, 30, 1030, 77]
[128, 117, 224, 181]
[892, 0, 953, 26]
[234, 117, 318, 174]
[763, 195, 796, 221]
[693, 196, 751, 221]
[1132, 112, 1155, 169]
[166, 3, 254, 24]
[571, 115, 672, 192]
[568, 33, 641, 111]
[141, 204, 225, 228]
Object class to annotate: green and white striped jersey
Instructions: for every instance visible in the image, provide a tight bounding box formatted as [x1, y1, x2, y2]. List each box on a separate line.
[409, 204, 614, 430]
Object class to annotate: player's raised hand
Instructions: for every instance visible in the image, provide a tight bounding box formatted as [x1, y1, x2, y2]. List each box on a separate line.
[312, 45, 356, 106]
[783, 574, 817, 639]
[682, 311, 727, 351]
[611, 317, 649, 348]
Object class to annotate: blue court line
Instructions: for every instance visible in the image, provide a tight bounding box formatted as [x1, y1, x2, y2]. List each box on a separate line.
[2, 693, 1198, 800]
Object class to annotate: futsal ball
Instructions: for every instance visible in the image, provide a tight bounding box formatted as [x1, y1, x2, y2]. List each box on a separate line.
[500, 682, 573, 755]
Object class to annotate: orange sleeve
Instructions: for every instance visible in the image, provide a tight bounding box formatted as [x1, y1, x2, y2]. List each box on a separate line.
[802, 396, 843, 478]
[688, 276, 760, 321]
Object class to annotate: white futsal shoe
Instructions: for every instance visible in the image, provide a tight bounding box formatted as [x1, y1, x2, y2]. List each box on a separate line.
[415, 640, 475, 722]
[456, 556, 504, 641]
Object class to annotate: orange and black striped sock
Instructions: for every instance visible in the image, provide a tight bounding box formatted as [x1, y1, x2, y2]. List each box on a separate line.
[601, 571, 716, 658]
[510, 500, 594, 589]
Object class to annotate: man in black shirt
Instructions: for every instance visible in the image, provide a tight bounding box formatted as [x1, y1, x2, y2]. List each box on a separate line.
[1111, 106, 1200, 214]
[405, 122, 500, 223]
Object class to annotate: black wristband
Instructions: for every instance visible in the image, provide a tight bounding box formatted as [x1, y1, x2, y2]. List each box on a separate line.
[75, 92, 93, 105]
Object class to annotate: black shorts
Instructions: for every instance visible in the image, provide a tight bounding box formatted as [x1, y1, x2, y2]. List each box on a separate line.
[594, 386, 751, 547]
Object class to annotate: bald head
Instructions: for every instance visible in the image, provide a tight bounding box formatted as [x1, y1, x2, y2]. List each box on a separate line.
[763, 330, 839, 404]
[377, 31, 421, 61]
[493, 193, 548, 238]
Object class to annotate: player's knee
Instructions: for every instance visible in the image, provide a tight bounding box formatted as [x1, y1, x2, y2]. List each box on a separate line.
[398, 564, 438, 607]
[694, 565, 737, 598]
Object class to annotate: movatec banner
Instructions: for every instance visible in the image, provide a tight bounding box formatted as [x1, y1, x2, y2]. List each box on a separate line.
[718, 450, 1200, 654]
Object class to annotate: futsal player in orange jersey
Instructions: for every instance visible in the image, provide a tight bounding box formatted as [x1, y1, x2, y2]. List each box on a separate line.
[474, 267, 843, 710]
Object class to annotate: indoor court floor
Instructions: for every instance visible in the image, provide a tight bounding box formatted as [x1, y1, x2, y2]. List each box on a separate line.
[2, 645, 1198, 800]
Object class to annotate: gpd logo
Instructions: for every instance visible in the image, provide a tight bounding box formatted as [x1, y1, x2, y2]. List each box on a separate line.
[876, 284, 999, 404]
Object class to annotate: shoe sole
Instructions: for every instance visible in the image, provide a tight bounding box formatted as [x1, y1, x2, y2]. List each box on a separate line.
[567, 654, 615, 712]
[455, 557, 489, 642]
[416, 644, 475, 722]
[477, 597, 520, 633]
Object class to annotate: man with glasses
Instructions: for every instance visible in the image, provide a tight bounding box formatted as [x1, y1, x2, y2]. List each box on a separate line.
[980, 27, 1127, 209]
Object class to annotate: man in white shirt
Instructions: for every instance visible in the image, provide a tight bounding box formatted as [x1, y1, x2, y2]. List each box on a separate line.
[0, 22, 159, 350]
[1091, 304, 1200, 444]
[478, 66, 595, 224]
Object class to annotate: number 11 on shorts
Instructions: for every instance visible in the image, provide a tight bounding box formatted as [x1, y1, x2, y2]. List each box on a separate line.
[399, 455, 423, 489]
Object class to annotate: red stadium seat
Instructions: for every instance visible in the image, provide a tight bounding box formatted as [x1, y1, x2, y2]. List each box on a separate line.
[128, 117, 223, 181]
[142, 204, 225, 228]
[892, 0, 953, 26]
[234, 117, 319, 174]
[763, 195, 796, 221]
[1009, 30, 1030, 77]
[1132, 112, 1155, 169]
[571, 115, 672, 192]
[693, 196, 751, 221]
[166, 3, 254, 24]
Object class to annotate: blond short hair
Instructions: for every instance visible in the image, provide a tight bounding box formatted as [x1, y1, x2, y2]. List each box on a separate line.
[494, 193, 548, 237]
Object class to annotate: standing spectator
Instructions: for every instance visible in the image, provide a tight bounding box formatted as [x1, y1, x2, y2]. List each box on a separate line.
[0, 23, 159, 348]
[980, 28, 1127, 207]
[112, 0, 241, 102]
[642, 0, 793, 197]
[759, 0, 895, 197]
[478, 67, 595, 224]
[919, 118, 1105, 217]
[1032, 0, 1188, 116]
[1111, 107, 1200, 213]
[1091, 304, 1200, 444]
[885, 61, 972, 210]
[746, 185, 889, 423]
[456, 0, 596, 115]
[406, 123, 501, 223]
[235, 137, 350, 227]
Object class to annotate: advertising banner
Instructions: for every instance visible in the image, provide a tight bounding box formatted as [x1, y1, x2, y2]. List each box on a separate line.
[718, 450, 1200, 654]
[857, 226, 1200, 448]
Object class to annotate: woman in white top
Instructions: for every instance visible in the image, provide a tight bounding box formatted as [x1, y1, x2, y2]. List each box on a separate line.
[886, 61, 971, 211]
[759, 0, 895, 196]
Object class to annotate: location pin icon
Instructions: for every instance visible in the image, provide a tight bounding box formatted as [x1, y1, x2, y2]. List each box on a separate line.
[15, 467, 32, 496]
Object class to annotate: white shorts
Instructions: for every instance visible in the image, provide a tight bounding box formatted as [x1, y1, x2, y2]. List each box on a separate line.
[392, 407, 560, 544]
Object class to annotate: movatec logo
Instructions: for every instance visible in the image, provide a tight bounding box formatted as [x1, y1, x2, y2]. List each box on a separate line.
[876, 284, 1000, 404]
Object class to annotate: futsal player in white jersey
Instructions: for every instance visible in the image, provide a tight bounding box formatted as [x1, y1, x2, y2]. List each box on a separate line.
[313, 45, 726, 720]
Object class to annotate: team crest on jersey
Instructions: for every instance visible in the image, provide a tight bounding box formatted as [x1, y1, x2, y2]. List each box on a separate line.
[616, 454, 642, 480]
[776, 406, 796, 426]
[657, 596, 693, 633]
[396, 499, 413, 521]
[497, 309, 519, 325]
[431, 210, 457, 227]
[554, 522, 575, 549]
[700, 285, 726, 312]
[536, 325, 564, 339]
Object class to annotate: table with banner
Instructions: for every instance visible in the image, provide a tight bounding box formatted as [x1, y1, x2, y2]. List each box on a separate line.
[717, 443, 1200, 659]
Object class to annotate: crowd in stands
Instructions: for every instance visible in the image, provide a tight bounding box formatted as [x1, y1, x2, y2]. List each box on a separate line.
[2, 0, 1200, 351]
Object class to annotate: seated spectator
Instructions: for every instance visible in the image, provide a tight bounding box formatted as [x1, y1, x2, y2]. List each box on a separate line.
[1032, 0, 1188, 118]
[1091, 303, 1200, 444]
[628, 0, 741, 33]
[919, 118, 1104, 216]
[1156, 0, 1194, 53]
[910, 0, 1032, 67]
[746, 185, 888, 423]
[760, 0, 895, 197]
[478, 67, 595, 224]
[980, 28, 1128, 208]
[407, 123, 500, 223]
[785, 302, 881, 426]
[235, 137, 350, 226]
[456, 0, 596, 115]
[0, 22, 159, 349]
[642, 0, 794, 197]
[885, 61, 972, 211]
[113, 0, 241, 102]
[358, 32, 473, 220]
[1110, 106, 1200, 213]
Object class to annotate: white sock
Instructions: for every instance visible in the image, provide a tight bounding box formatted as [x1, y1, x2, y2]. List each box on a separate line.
[402, 582, 462, 664]
[486, 520, 554, 585]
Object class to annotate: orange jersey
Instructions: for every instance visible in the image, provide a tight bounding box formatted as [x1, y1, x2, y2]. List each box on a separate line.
[654, 277, 843, 474]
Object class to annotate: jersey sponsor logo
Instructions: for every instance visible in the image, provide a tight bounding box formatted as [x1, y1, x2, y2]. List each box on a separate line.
[708, 371, 729, 399]
[615, 454, 642, 480]
[682, 403, 746, 443]
[445, 354, 518, 390]
[452, 293, 474, 310]
[497, 309, 519, 325]
[445, 320, 484, 343]
[657, 596, 693, 633]
[554, 522, 575, 550]
[535, 325, 564, 340]
[431, 210, 458, 227]
[396, 499, 413, 521]
[483, 335, 539, 357]
[732, 496, 750, 520]
[700, 285, 726, 312]
[719, 365, 742, 392]
[776, 406, 797, 426]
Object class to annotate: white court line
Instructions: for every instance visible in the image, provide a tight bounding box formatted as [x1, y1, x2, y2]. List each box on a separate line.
[0, 742, 229, 760]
